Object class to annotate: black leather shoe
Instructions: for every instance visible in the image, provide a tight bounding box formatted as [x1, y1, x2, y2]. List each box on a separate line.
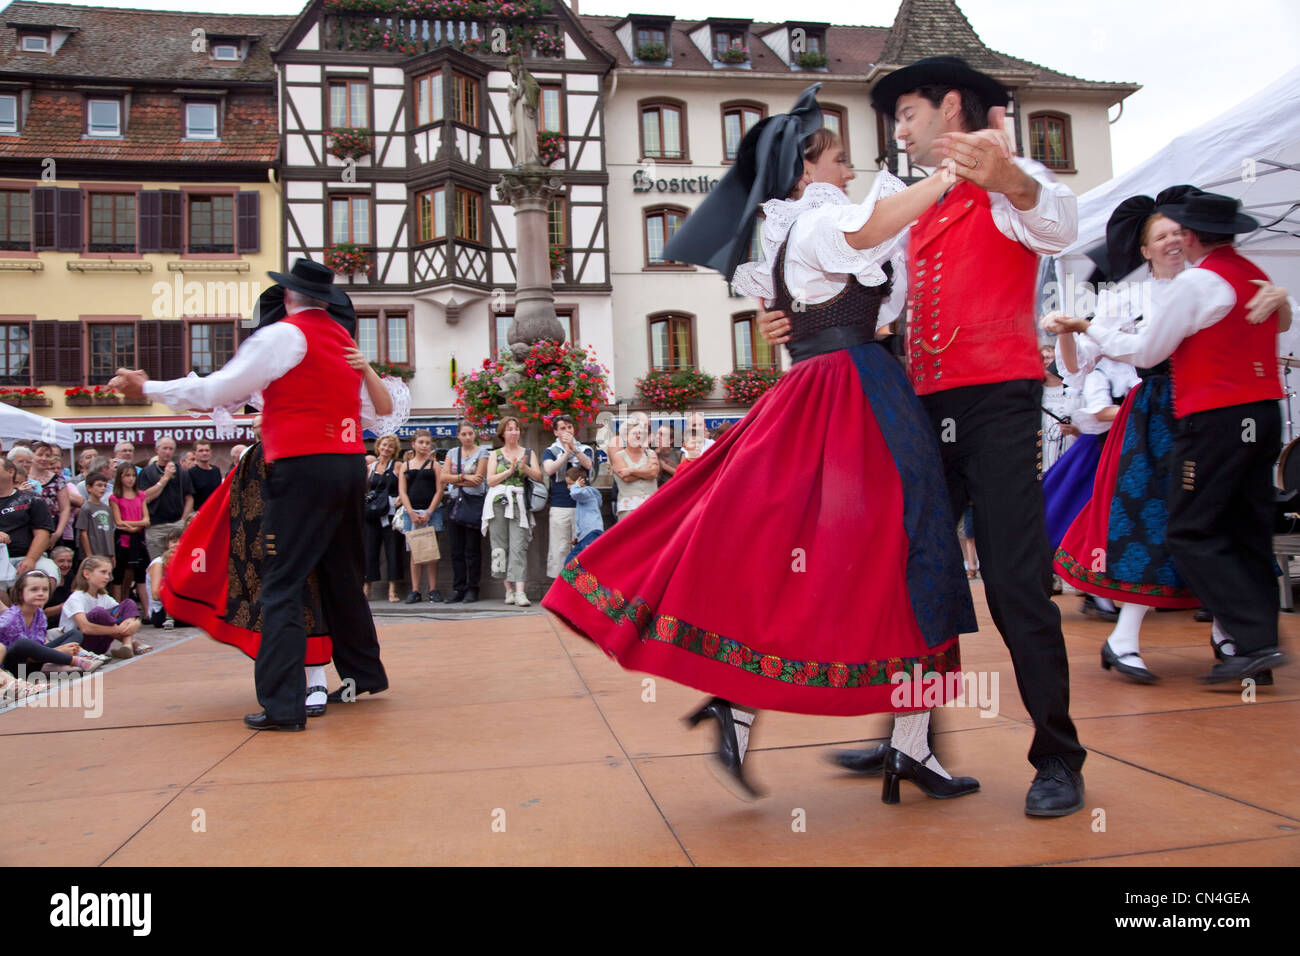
[827, 745, 889, 775]
[305, 685, 329, 718]
[325, 684, 388, 704]
[243, 711, 305, 732]
[684, 697, 763, 801]
[428, 590, 444, 603]
[402, 591, 423, 604]
[1101, 640, 1158, 683]
[1256, 669, 1274, 686]
[463, 588, 479, 604]
[1025, 756, 1084, 817]
[1080, 594, 1118, 622]
[881, 747, 979, 803]
[1202, 649, 1285, 684]
[446, 591, 465, 604]
[1194, 608, 1213, 623]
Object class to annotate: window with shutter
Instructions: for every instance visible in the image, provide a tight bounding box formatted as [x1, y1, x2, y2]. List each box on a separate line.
[33, 322, 83, 386]
[0, 323, 31, 385]
[159, 320, 186, 379]
[160, 191, 182, 253]
[89, 324, 135, 384]
[55, 188, 82, 252]
[32, 188, 56, 250]
[236, 192, 259, 253]
[138, 191, 161, 252]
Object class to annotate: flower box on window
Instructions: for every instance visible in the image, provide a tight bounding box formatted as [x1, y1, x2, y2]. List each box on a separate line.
[796, 51, 827, 69]
[635, 42, 668, 62]
[722, 366, 781, 405]
[1, 387, 52, 408]
[369, 360, 414, 382]
[64, 385, 120, 406]
[718, 46, 749, 64]
[324, 242, 374, 277]
[635, 369, 715, 411]
[537, 129, 565, 166]
[327, 127, 374, 161]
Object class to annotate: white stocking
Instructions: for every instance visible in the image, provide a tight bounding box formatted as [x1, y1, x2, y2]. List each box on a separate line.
[730, 705, 756, 764]
[1094, 596, 1117, 613]
[1107, 603, 1150, 665]
[305, 666, 327, 707]
[891, 711, 950, 779]
[1212, 620, 1237, 658]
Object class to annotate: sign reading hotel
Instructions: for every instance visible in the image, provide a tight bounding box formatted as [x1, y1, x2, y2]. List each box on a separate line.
[633, 169, 720, 194]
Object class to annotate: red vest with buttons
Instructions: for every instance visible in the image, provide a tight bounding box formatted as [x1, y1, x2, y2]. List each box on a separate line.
[260, 309, 365, 463]
[1170, 246, 1283, 418]
[905, 180, 1044, 395]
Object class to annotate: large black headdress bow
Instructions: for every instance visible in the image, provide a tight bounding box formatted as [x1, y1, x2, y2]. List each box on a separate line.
[663, 84, 823, 281]
[1100, 185, 1201, 280]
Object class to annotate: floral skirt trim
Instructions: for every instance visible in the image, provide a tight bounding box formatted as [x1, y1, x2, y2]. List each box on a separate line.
[561, 559, 960, 689]
[1054, 547, 1199, 610]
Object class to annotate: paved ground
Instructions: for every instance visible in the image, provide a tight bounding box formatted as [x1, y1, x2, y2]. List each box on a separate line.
[2, 585, 1296, 866]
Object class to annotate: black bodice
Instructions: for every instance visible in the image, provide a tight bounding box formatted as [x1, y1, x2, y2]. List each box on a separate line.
[769, 239, 893, 363]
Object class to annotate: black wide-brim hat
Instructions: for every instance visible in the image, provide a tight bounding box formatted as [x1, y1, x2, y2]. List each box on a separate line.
[1156, 190, 1258, 235]
[252, 281, 357, 336]
[663, 83, 823, 280]
[871, 55, 1009, 116]
[267, 257, 351, 307]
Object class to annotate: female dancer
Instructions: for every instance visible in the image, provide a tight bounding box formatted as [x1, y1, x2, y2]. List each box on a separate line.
[542, 86, 978, 802]
[1044, 188, 1205, 681]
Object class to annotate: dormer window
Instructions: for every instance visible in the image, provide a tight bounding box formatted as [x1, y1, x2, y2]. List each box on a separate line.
[631, 17, 672, 63]
[0, 95, 17, 134]
[19, 32, 49, 53]
[212, 43, 240, 61]
[713, 29, 746, 60]
[787, 22, 828, 69]
[186, 102, 219, 140]
[87, 99, 121, 137]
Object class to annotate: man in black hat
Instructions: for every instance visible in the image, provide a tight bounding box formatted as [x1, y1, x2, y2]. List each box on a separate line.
[1048, 192, 1293, 683]
[762, 57, 1087, 816]
[111, 259, 392, 730]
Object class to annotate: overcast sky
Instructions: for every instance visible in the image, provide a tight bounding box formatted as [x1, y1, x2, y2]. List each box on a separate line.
[15, 0, 1299, 177]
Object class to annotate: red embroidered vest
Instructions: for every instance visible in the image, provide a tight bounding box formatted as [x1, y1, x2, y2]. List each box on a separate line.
[905, 180, 1044, 395]
[261, 309, 365, 462]
[1170, 247, 1282, 418]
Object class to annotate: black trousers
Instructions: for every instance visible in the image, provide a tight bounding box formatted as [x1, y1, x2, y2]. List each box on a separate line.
[257, 454, 388, 722]
[921, 379, 1085, 772]
[447, 510, 483, 593]
[363, 519, 402, 584]
[1166, 400, 1281, 655]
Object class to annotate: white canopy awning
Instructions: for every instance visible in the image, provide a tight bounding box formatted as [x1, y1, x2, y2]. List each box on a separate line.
[0, 403, 77, 448]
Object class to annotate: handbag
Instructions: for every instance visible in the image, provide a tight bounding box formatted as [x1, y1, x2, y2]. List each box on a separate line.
[364, 462, 392, 521]
[405, 525, 440, 563]
[525, 450, 549, 512]
[448, 447, 486, 526]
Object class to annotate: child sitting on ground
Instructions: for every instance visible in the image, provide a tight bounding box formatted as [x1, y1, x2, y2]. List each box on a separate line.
[563, 466, 605, 569]
[60, 556, 150, 659]
[145, 530, 183, 628]
[0, 570, 105, 677]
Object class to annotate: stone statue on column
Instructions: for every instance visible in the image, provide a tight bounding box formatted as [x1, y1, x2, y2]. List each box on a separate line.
[507, 54, 542, 169]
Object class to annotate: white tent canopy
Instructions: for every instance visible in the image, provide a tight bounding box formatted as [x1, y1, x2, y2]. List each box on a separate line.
[0, 403, 76, 448]
[1057, 64, 1300, 435]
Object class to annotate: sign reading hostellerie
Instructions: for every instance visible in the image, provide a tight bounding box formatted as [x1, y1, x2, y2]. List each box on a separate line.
[633, 169, 720, 194]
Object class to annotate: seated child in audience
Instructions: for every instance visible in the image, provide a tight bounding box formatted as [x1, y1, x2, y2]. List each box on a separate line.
[60, 556, 150, 659]
[0, 570, 105, 676]
[145, 530, 183, 628]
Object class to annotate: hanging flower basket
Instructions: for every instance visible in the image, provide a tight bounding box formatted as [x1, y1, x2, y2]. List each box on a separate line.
[718, 46, 749, 64]
[635, 369, 716, 411]
[1, 387, 52, 407]
[796, 51, 828, 69]
[456, 340, 610, 430]
[324, 242, 374, 277]
[635, 42, 668, 62]
[537, 130, 565, 166]
[327, 127, 374, 160]
[722, 366, 781, 405]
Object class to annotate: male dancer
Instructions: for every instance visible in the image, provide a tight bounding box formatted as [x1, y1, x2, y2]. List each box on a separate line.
[1047, 191, 1292, 682]
[112, 259, 390, 730]
[761, 57, 1086, 815]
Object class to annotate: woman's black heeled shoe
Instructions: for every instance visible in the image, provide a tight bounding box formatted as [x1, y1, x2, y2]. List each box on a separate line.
[881, 747, 979, 803]
[1101, 640, 1158, 683]
[684, 697, 763, 801]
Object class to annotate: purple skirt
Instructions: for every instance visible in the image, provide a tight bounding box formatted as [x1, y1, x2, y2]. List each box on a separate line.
[1042, 432, 1103, 550]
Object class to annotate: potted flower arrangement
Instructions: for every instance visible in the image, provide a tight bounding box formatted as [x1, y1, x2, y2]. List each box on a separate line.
[369, 360, 414, 382]
[1, 386, 52, 408]
[63, 385, 121, 406]
[537, 129, 565, 166]
[548, 245, 566, 278]
[324, 242, 374, 277]
[635, 369, 716, 410]
[722, 366, 781, 405]
[717, 45, 749, 64]
[327, 128, 374, 161]
[635, 41, 668, 62]
[456, 340, 610, 430]
[796, 50, 828, 69]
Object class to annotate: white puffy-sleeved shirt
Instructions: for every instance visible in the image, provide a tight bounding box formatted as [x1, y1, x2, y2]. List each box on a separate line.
[1072, 358, 1139, 435]
[142, 316, 378, 430]
[732, 159, 1076, 327]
